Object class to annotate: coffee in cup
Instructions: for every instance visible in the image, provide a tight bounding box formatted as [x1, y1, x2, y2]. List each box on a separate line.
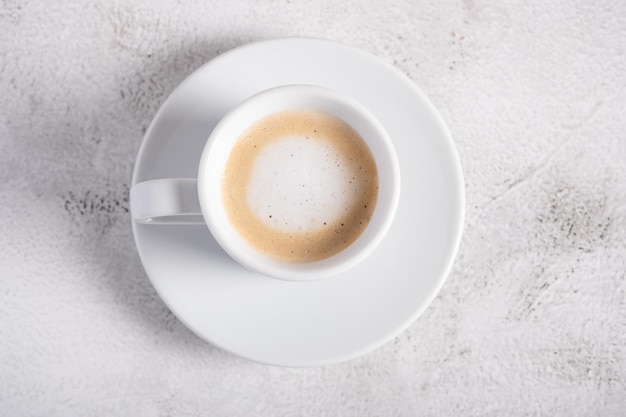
[222, 109, 378, 263]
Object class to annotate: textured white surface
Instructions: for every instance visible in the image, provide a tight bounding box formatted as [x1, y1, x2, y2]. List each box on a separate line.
[1, 0, 625, 415]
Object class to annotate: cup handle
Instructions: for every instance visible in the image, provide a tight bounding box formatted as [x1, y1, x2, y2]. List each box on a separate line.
[130, 178, 204, 224]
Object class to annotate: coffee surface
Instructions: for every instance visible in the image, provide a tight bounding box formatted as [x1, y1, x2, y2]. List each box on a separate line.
[222, 110, 378, 263]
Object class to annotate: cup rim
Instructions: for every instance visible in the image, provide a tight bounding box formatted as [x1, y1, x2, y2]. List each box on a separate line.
[198, 84, 401, 281]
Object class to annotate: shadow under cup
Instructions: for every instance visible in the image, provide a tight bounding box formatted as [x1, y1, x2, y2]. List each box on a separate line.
[198, 85, 401, 281]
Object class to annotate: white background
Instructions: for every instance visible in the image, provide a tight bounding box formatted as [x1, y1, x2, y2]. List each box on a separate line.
[1, 0, 625, 415]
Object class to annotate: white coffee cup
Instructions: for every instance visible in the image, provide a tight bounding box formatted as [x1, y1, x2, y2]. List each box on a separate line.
[131, 85, 400, 281]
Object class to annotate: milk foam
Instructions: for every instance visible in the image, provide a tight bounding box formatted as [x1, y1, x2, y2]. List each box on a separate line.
[246, 135, 362, 233]
[222, 110, 378, 263]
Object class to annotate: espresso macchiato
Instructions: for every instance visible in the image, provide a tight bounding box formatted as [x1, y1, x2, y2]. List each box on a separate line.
[222, 110, 378, 263]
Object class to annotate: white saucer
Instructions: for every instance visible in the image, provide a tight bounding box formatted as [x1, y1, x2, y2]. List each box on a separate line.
[131, 38, 464, 366]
